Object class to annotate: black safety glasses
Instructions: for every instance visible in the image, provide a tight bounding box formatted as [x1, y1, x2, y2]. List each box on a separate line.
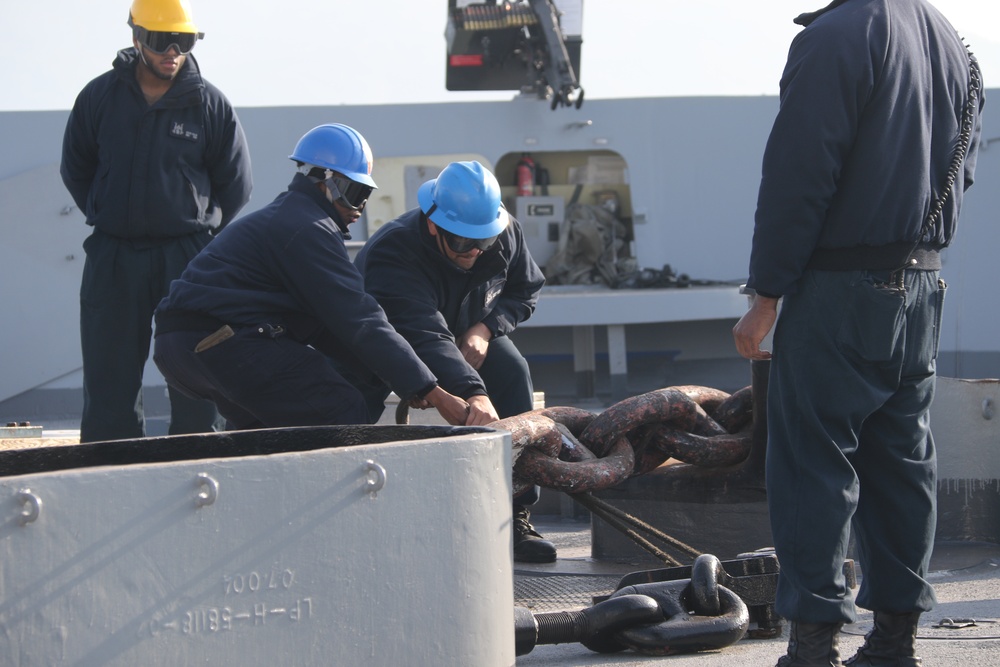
[134, 27, 203, 55]
[440, 228, 499, 254]
[328, 174, 374, 211]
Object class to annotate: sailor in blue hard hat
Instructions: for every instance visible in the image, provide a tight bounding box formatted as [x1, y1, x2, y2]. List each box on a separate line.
[153, 124, 470, 430]
[417, 160, 510, 269]
[353, 160, 556, 563]
[288, 123, 377, 236]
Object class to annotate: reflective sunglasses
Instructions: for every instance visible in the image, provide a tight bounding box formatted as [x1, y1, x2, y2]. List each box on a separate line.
[440, 228, 499, 254]
[134, 27, 203, 55]
[328, 174, 374, 211]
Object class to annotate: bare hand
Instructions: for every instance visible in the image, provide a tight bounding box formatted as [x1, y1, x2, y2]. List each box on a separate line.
[733, 295, 779, 360]
[465, 394, 500, 426]
[422, 386, 471, 426]
[458, 323, 492, 370]
[407, 396, 431, 410]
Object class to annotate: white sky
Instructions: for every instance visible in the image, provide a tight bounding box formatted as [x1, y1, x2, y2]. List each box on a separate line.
[3, 1, 997, 111]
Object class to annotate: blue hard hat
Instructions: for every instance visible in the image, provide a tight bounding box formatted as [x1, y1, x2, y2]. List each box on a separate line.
[289, 123, 376, 187]
[417, 161, 509, 239]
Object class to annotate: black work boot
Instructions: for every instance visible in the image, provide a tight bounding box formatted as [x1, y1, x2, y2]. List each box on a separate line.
[512, 504, 557, 563]
[844, 612, 922, 666]
[775, 621, 844, 666]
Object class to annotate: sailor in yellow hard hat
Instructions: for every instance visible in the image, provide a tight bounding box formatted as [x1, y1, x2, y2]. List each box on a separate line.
[59, 0, 253, 443]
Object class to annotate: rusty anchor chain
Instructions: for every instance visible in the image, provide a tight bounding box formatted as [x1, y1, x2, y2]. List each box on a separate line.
[514, 554, 750, 657]
[503, 384, 756, 566]
[503, 384, 754, 497]
[397, 383, 756, 564]
[396, 384, 756, 563]
[395, 384, 752, 491]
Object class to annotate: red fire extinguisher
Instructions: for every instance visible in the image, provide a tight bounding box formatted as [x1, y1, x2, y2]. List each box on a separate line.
[516, 154, 535, 197]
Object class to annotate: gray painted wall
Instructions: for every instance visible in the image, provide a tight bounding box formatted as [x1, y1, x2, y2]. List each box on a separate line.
[2, 92, 998, 421]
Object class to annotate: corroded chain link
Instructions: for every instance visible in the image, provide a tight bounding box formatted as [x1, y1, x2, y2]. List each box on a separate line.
[507, 384, 753, 496]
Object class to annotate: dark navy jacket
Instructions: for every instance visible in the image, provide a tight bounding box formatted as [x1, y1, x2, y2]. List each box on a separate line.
[155, 174, 438, 401]
[61, 49, 252, 240]
[747, 0, 984, 297]
[354, 209, 544, 400]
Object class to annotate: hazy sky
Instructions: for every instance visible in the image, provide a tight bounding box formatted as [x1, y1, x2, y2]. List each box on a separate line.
[4, 1, 997, 111]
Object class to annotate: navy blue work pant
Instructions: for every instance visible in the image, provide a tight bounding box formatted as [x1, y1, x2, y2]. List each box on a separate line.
[766, 269, 942, 624]
[153, 326, 368, 430]
[79, 230, 221, 442]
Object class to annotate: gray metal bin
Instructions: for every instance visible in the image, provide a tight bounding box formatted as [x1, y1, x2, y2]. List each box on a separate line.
[1, 425, 514, 666]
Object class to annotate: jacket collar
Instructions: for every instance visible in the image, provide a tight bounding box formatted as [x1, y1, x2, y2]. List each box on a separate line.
[114, 47, 205, 106]
[288, 172, 352, 236]
[794, 0, 851, 27]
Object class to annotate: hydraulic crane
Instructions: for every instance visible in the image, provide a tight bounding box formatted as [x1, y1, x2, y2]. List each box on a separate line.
[445, 0, 585, 109]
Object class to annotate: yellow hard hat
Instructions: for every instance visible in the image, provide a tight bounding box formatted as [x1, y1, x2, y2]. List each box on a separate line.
[128, 0, 199, 34]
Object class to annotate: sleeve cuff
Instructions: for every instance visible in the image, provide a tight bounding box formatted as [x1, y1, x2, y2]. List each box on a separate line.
[414, 382, 438, 400]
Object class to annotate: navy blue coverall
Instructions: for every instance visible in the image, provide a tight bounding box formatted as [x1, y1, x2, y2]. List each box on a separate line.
[60, 48, 252, 442]
[153, 174, 440, 429]
[745, 0, 984, 624]
[351, 208, 545, 423]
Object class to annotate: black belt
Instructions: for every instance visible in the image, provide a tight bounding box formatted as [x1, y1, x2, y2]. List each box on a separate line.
[155, 310, 287, 344]
[805, 242, 942, 271]
[154, 310, 228, 335]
